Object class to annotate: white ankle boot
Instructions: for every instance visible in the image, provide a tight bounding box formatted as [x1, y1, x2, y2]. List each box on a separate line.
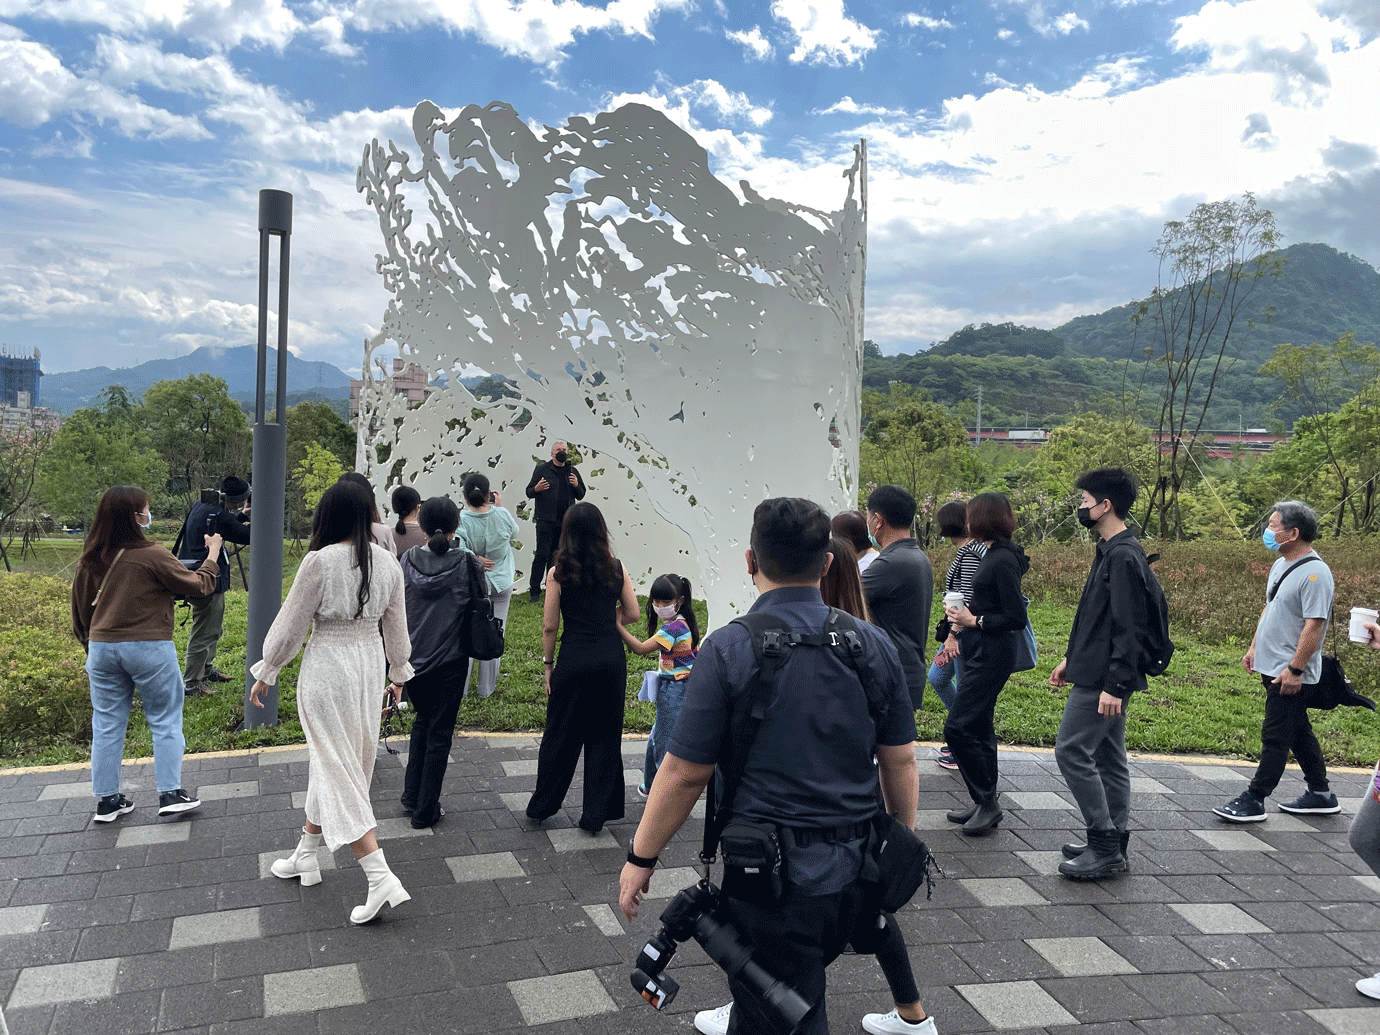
[350, 848, 410, 924]
[271, 829, 323, 886]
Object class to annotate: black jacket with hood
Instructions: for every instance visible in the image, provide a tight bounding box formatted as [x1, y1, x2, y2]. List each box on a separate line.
[400, 540, 482, 677]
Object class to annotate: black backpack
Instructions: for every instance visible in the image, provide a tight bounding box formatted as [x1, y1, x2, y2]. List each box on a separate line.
[1110, 542, 1174, 677]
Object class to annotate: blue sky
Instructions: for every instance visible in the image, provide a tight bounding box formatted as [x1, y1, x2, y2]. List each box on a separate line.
[1, 0, 1377, 375]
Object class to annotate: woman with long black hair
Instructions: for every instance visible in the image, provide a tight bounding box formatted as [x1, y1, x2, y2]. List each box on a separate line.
[72, 485, 222, 822]
[525, 501, 640, 833]
[943, 492, 1030, 835]
[250, 480, 414, 924]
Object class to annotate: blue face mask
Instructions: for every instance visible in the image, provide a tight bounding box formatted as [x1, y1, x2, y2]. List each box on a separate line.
[1262, 529, 1280, 551]
[868, 531, 880, 549]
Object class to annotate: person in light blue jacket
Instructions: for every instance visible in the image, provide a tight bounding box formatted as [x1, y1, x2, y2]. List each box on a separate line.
[457, 472, 519, 697]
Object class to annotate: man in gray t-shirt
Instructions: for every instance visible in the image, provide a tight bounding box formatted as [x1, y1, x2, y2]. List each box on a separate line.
[862, 484, 933, 714]
[1214, 500, 1338, 823]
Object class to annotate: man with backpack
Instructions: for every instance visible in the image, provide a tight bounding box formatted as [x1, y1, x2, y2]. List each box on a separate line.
[1051, 468, 1169, 880]
[617, 497, 926, 1035]
[1213, 500, 1338, 823]
[176, 476, 252, 695]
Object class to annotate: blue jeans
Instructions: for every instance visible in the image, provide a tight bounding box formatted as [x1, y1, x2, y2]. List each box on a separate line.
[927, 654, 962, 713]
[87, 640, 186, 797]
[642, 674, 686, 791]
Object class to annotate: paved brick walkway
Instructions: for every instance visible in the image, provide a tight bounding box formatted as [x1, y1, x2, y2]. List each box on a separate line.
[0, 736, 1377, 1035]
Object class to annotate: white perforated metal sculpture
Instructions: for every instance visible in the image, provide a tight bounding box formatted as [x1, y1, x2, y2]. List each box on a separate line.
[356, 100, 866, 627]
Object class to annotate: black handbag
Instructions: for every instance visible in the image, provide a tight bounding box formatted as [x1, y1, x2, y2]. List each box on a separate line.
[1306, 653, 1375, 711]
[459, 554, 505, 661]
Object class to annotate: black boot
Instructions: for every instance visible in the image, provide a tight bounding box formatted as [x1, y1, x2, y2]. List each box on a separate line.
[1058, 829, 1126, 880]
[1061, 831, 1130, 868]
[947, 802, 979, 823]
[962, 794, 1002, 835]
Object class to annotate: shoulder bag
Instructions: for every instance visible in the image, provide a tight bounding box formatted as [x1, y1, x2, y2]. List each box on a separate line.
[459, 553, 505, 661]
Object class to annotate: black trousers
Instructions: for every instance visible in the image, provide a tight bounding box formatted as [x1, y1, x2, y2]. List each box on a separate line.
[944, 628, 1017, 804]
[1248, 673, 1330, 798]
[525, 651, 626, 829]
[528, 520, 559, 598]
[722, 879, 869, 1035]
[402, 660, 466, 827]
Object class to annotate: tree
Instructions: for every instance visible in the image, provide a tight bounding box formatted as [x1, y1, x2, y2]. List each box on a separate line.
[38, 410, 168, 526]
[280, 401, 356, 535]
[0, 427, 53, 571]
[1135, 193, 1283, 538]
[295, 442, 346, 512]
[141, 375, 251, 506]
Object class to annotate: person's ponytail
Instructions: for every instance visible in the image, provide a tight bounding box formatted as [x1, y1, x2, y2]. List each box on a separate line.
[678, 576, 701, 648]
[391, 485, 421, 536]
[417, 496, 459, 556]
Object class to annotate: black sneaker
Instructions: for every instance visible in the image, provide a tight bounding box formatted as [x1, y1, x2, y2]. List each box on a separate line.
[157, 789, 201, 816]
[1278, 790, 1341, 814]
[184, 681, 215, 697]
[936, 746, 959, 770]
[93, 793, 134, 823]
[204, 668, 233, 683]
[1213, 791, 1266, 823]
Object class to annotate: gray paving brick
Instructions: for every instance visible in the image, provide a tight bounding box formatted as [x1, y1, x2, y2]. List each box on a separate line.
[957, 979, 1078, 1029]
[547, 827, 619, 852]
[446, 852, 526, 882]
[1192, 829, 1277, 852]
[0, 907, 46, 937]
[500, 759, 539, 777]
[197, 781, 260, 801]
[36, 783, 92, 801]
[374, 816, 434, 840]
[507, 969, 617, 1025]
[1026, 937, 1138, 976]
[1305, 1007, 1380, 1035]
[264, 963, 366, 1016]
[115, 822, 191, 848]
[1170, 903, 1273, 934]
[169, 907, 261, 950]
[8, 957, 118, 1008]
[959, 878, 1050, 907]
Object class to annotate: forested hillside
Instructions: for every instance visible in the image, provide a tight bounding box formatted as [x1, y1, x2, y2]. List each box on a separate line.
[865, 243, 1380, 430]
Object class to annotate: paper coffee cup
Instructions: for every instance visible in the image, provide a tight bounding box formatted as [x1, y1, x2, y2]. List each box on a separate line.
[1350, 606, 1379, 644]
[943, 591, 965, 611]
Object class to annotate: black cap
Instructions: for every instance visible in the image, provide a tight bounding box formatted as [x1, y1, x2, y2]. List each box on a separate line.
[221, 476, 250, 501]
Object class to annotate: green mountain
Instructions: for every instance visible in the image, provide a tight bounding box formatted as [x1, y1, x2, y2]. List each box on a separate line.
[864, 243, 1380, 429]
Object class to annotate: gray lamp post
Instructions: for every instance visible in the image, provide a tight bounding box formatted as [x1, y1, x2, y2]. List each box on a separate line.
[244, 189, 292, 727]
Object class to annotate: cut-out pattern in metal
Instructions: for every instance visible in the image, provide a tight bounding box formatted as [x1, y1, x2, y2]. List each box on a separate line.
[356, 100, 866, 627]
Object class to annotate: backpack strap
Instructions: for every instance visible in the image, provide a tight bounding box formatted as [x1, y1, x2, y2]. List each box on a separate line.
[1267, 555, 1320, 603]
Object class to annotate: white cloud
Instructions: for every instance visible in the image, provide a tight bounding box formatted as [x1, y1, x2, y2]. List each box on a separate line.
[334, 0, 692, 65]
[0, 0, 304, 50]
[769, 0, 879, 66]
[725, 25, 774, 60]
[1064, 57, 1150, 98]
[999, 2, 1090, 38]
[0, 36, 208, 139]
[997, 28, 1016, 41]
[815, 96, 908, 117]
[904, 13, 954, 31]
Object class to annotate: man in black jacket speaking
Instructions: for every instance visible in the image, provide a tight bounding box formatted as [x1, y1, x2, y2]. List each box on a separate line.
[1049, 467, 1150, 880]
[177, 476, 252, 695]
[524, 440, 585, 601]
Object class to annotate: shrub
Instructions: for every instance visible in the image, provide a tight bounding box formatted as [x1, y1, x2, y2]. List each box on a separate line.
[0, 573, 92, 758]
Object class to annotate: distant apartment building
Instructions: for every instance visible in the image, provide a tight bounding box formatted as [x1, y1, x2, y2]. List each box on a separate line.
[349, 358, 432, 417]
[1, 347, 41, 407]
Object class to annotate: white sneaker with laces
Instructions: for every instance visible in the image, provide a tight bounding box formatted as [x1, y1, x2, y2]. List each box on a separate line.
[1358, 972, 1380, 1000]
[694, 1002, 733, 1035]
[862, 1009, 938, 1035]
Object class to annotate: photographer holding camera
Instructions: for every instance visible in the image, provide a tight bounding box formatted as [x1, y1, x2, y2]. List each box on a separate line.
[175, 475, 252, 695]
[619, 497, 925, 1035]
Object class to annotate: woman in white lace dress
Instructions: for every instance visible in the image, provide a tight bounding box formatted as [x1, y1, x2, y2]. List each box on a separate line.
[249, 480, 415, 925]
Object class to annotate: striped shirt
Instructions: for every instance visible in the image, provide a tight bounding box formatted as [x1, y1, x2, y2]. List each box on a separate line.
[653, 617, 697, 680]
[946, 540, 987, 606]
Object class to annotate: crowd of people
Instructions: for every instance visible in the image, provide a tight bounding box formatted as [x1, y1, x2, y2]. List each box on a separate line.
[68, 456, 1380, 1028]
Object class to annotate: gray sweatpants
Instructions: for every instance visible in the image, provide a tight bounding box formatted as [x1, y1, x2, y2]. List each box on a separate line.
[183, 591, 226, 683]
[1348, 762, 1380, 879]
[1055, 684, 1131, 833]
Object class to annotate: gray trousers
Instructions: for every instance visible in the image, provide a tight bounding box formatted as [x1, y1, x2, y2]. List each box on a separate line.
[183, 591, 226, 682]
[1349, 762, 1380, 879]
[1055, 684, 1131, 833]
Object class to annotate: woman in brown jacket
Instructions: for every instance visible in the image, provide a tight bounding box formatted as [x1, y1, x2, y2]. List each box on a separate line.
[72, 485, 222, 823]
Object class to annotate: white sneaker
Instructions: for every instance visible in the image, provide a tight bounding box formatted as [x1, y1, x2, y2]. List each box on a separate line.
[694, 1002, 733, 1035]
[862, 1010, 938, 1035]
[1358, 972, 1380, 1000]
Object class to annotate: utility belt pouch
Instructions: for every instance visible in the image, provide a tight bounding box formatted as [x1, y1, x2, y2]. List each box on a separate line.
[864, 813, 937, 913]
[719, 820, 784, 903]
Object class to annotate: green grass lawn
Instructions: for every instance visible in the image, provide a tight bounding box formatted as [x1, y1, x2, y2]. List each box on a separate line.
[3, 537, 1379, 769]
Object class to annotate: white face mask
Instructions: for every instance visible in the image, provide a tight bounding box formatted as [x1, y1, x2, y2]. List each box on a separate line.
[137, 510, 152, 529]
[653, 603, 678, 621]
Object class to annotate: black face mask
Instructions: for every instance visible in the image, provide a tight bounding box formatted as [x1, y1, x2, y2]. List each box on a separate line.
[1076, 506, 1099, 529]
[555, 450, 568, 464]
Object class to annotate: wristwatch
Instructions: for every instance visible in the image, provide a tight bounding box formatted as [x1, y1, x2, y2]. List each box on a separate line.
[1287, 664, 1304, 676]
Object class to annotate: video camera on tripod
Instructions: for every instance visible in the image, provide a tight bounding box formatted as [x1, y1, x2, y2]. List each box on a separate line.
[630, 879, 812, 1035]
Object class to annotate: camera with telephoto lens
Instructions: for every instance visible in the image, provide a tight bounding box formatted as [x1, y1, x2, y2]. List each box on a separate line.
[630, 880, 812, 1035]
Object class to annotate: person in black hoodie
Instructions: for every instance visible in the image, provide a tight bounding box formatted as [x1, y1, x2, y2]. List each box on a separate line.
[942, 492, 1030, 835]
[524, 440, 586, 601]
[395, 496, 481, 829]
